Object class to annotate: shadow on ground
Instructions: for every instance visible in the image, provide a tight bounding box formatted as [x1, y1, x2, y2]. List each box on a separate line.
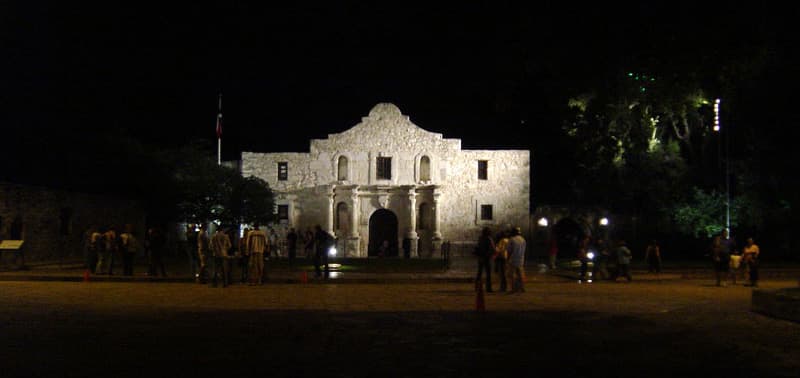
[1, 309, 775, 378]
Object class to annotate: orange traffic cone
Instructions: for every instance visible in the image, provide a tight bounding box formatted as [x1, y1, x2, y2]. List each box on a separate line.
[83, 269, 91, 283]
[301, 271, 308, 284]
[475, 279, 486, 312]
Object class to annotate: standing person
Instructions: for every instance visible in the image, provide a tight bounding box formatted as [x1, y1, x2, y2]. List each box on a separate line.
[314, 225, 333, 278]
[238, 227, 251, 283]
[210, 227, 232, 288]
[592, 238, 610, 280]
[721, 230, 738, 285]
[102, 226, 118, 275]
[507, 227, 527, 293]
[196, 224, 210, 284]
[84, 225, 100, 274]
[94, 226, 107, 274]
[269, 227, 280, 259]
[577, 235, 591, 283]
[729, 250, 743, 285]
[547, 237, 559, 270]
[303, 227, 315, 259]
[378, 240, 389, 258]
[148, 227, 167, 277]
[119, 224, 138, 276]
[710, 235, 728, 287]
[287, 228, 298, 266]
[474, 227, 495, 293]
[494, 230, 509, 292]
[644, 240, 662, 278]
[246, 224, 268, 285]
[614, 239, 633, 282]
[742, 237, 760, 287]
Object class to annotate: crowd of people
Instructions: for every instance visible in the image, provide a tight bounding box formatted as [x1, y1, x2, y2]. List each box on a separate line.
[483, 228, 762, 287]
[183, 224, 336, 287]
[83, 223, 337, 286]
[85, 222, 763, 289]
[83, 224, 167, 277]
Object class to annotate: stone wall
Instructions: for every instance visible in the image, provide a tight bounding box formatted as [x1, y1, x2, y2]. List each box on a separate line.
[241, 103, 530, 257]
[442, 150, 530, 243]
[0, 182, 146, 262]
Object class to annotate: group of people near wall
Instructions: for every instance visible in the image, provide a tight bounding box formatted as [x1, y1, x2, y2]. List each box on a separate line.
[474, 226, 527, 293]
[83, 224, 166, 277]
[185, 224, 335, 287]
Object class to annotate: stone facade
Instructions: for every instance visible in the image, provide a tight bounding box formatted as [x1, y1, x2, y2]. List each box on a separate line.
[0, 182, 146, 262]
[241, 103, 530, 258]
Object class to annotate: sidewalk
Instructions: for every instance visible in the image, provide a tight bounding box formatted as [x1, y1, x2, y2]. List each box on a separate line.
[0, 256, 555, 284]
[1, 256, 798, 284]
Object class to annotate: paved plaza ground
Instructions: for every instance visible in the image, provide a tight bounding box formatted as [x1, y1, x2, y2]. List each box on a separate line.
[1, 272, 798, 377]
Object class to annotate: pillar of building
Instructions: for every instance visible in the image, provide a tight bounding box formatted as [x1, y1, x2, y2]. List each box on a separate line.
[348, 187, 361, 257]
[431, 190, 443, 257]
[405, 187, 419, 258]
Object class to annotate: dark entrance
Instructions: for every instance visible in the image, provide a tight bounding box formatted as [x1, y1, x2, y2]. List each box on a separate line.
[369, 209, 398, 257]
[553, 218, 587, 258]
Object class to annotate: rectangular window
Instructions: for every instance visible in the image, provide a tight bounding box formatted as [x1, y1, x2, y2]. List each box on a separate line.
[278, 162, 288, 181]
[478, 160, 488, 180]
[377, 157, 392, 180]
[480, 204, 493, 221]
[277, 205, 289, 221]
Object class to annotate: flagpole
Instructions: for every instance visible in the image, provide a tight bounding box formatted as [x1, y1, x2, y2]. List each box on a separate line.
[217, 93, 222, 166]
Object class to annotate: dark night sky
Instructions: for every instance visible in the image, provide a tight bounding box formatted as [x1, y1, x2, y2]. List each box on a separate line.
[2, 3, 798, 164]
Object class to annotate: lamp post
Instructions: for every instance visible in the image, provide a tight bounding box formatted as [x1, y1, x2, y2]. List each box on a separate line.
[714, 98, 730, 236]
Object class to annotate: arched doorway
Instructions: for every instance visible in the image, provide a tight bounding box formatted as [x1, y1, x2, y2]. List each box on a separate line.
[369, 209, 398, 257]
[553, 218, 588, 258]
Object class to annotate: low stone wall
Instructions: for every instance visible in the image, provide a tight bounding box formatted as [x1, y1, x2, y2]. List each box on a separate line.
[752, 288, 800, 323]
[1, 182, 146, 262]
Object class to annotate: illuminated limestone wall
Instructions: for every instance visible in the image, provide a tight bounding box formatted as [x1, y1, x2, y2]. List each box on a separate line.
[241, 103, 530, 257]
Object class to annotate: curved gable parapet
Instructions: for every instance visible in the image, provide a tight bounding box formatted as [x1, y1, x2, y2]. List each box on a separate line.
[311, 103, 461, 153]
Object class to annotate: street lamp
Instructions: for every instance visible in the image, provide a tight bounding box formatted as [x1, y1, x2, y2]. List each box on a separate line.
[713, 98, 730, 235]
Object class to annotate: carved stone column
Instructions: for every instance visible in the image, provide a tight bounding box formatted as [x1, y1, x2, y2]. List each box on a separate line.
[405, 188, 419, 258]
[431, 191, 443, 257]
[348, 187, 361, 257]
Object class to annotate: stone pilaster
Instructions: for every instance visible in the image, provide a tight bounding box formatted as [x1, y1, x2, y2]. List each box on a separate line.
[348, 187, 361, 257]
[431, 190, 443, 257]
[405, 187, 419, 258]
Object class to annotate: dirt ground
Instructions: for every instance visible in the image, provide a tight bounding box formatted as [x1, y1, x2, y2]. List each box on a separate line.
[1, 278, 798, 377]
